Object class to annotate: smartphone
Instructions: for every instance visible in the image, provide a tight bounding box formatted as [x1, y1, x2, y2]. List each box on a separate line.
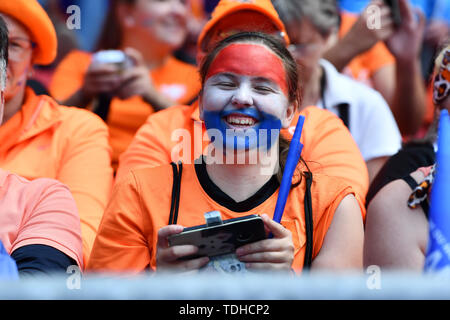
[168, 214, 266, 260]
[383, 0, 402, 27]
[91, 50, 133, 70]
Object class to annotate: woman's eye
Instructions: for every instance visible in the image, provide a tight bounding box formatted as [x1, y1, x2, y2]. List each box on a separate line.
[254, 86, 274, 93]
[9, 42, 21, 48]
[217, 82, 235, 88]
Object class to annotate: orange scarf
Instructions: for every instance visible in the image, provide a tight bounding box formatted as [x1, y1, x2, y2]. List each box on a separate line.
[0, 88, 41, 155]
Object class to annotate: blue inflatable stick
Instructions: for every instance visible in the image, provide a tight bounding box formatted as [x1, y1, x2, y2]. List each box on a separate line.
[424, 109, 450, 273]
[273, 115, 305, 224]
[0, 240, 19, 280]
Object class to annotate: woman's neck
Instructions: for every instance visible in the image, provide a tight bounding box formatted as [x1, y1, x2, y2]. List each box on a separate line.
[300, 65, 323, 110]
[205, 147, 279, 203]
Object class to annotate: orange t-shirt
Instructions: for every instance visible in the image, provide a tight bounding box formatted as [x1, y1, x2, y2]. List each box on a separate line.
[340, 12, 395, 87]
[0, 88, 113, 264]
[49, 50, 201, 168]
[0, 169, 83, 269]
[117, 103, 369, 210]
[88, 163, 357, 273]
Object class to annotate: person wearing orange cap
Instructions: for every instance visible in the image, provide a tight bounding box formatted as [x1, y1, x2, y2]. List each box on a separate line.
[116, 0, 370, 208]
[0, 16, 83, 276]
[49, 0, 201, 170]
[0, 0, 114, 266]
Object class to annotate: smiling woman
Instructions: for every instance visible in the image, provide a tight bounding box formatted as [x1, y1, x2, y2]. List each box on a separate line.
[88, 32, 364, 275]
[200, 42, 291, 151]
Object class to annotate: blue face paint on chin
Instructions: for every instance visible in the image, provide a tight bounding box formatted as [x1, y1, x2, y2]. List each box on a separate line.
[203, 108, 282, 151]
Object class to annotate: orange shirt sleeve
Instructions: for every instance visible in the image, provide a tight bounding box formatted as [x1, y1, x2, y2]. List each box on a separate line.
[87, 171, 151, 273]
[298, 107, 369, 211]
[11, 178, 84, 269]
[56, 108, 114, 262]
[312, 185, 358, 259]
[49, 50, 92, 102]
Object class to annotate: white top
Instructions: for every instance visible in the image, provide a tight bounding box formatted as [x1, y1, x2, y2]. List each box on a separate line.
[317, 59, 402, 162]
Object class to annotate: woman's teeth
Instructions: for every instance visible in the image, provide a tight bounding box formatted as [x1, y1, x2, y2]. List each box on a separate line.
[226, 115, 256, 126]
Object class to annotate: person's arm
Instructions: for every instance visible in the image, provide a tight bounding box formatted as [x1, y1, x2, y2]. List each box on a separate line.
[364, 176, 428, 270]
[324, 1, 394, 72]
[57, 111, 114, 261]
[381, 0, 427, 135]
[310, 194, 364, 271]
[11, 244, 77, 276]
[11, 179, 84, 272]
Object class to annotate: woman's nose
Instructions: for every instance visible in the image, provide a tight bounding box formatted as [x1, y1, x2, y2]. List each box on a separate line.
[231, 85, 253, 108]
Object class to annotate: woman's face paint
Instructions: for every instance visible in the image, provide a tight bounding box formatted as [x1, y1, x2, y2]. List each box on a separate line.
[201, 43, 292, 151]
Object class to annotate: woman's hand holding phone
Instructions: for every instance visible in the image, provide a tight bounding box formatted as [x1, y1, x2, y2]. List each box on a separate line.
[156, 224, 210, 272]
[235, 214, 294, 271]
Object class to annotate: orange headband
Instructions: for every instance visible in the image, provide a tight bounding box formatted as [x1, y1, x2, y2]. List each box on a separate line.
[206, 43, 288, 94]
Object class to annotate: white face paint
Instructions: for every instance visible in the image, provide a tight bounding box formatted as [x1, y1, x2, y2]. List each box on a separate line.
[200, 72, 293, 130]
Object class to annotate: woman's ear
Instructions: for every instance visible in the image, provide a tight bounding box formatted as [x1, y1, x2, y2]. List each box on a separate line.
[282, 102, 296, 128]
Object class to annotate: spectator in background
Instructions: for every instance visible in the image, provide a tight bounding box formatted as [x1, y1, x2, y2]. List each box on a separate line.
[324, 0, 427, 137]
[49, 0, 201, 171]
[174, 0, 210, 65]
[116, 0, 370, 210]
[0, 15, 83, 276]
[29, 0, 80, 94]
[0, 0, 113, 265]
[88, 32, 364, 274]
[272, 0, 401, 183]
[364, 44, 450, 271]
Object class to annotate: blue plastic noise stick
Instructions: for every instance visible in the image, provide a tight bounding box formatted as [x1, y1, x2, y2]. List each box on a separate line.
[424, 109, 450, 272]
[273, 115, 305, 224]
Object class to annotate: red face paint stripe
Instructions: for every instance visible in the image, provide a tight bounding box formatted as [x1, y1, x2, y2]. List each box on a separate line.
[206, 43, 288, 94]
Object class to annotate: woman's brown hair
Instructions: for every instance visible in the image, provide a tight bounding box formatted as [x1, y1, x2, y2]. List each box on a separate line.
[96, 0, 136, 51]
[199, 31, 310, 187]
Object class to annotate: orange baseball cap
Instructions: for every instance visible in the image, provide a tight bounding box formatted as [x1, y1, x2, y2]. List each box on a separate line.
[197, 0, 290, 56]
[0, 0, 57, 65]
